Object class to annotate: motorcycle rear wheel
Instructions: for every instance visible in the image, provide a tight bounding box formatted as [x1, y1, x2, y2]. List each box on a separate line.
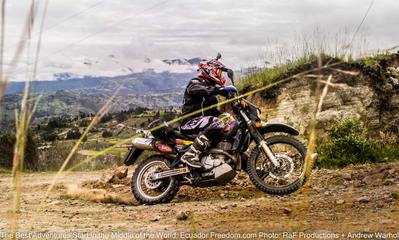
[247, 135, 307, 195]
[131, 155, 180, 204]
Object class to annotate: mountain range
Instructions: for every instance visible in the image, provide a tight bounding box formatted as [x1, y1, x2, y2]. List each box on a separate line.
[161, 57, 202, 66]
[5, 69, 195, 95]
[1, 69, 197, 121]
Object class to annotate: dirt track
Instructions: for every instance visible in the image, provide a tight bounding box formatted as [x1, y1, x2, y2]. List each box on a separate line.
[0, 162, 398, 239]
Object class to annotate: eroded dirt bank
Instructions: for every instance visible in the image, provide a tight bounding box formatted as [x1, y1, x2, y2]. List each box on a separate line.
[0, 161, 398, 239]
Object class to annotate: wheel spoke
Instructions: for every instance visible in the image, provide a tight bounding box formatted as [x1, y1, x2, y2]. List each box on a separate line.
[254, 139, 305, 188]
[136, 161, 173, 199]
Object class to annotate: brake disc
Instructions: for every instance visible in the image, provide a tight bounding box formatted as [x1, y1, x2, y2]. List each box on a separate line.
[268, 154, 294, 180]
[143, 168, 162, 190]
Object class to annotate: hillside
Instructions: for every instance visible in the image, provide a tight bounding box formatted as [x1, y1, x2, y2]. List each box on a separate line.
[6, 70, 195, 95]
[2, 89, 182, 117]
[1, 70, 194, 122]
[241, 52, 399, 138]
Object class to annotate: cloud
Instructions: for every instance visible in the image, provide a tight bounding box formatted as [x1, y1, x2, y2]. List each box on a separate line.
[3, 0, 399, 81]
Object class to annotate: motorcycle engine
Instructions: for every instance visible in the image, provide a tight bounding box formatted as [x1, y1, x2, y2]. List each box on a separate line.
[201, 153, 236, 185]
[201, 154, 225, 170]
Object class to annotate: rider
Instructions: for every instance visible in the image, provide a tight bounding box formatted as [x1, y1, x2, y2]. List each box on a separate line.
[179, 57, 232, 168]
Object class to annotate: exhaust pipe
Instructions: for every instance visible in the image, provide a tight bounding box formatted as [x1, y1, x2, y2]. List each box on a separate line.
[131, 138, 154, 150]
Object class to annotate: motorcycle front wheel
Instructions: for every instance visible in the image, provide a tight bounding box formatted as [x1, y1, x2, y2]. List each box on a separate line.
[131, 155, 180, 204]
[247, 135, 307, 195]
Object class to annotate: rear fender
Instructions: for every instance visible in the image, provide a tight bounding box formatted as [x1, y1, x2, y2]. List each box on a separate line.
[258, 122, 299, 136]
[124, 148, 144, 166]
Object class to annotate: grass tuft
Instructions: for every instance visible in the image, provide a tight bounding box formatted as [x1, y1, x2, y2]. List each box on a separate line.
[238, 55, 311, 91]
[317, 120, 399, 168]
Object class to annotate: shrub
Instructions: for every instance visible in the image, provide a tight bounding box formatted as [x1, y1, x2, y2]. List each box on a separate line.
[377, 131, 399, 161]
[102, 130, 113, 138]
[160, 111, 177, 122]
[0, 134, 15, 169]
[47, 117, 68, 129]
[317, 120, 382, 168]
[41, 131, 58, 142]
[116, 113, 128, 123]
[100, 114, 113, 123]
[0, 132, 39, 170]
[66, 128, 82, 140]
[78, 119, 90, 127]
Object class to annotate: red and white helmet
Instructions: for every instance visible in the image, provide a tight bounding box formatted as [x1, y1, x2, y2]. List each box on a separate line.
[197, 58, 227, 86]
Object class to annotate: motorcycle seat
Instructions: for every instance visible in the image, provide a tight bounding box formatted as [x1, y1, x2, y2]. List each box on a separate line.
[172, 129, 196, 141]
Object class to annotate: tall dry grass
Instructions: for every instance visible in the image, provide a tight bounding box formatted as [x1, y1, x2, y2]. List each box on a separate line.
[6, 0, 50, 238]
[256, 29, 370, 69]
[0, 0, 5, 101]
[9, 2, 36, 237]
[0, 0, 395, 234]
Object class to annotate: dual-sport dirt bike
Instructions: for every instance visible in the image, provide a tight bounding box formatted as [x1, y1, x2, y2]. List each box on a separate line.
[124, 63, 307, 205]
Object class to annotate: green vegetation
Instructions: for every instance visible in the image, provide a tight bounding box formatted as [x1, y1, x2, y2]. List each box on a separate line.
[41, 131, 58, 142]
[0, 132, 39, 170]
[357, 52, 393, 69]
[47, 117, 68, 129]
[236, 51, 399, 169]
[2, 51, 397, 172]
[0, 90, 180, 128]
[0, 107, 167, 171]
[237, 55, 311, 90]
[102, 130, 113, 138]
[317, 120, 399, 168]
[237, 51, 396, 92]
[66, 127, 82, 140]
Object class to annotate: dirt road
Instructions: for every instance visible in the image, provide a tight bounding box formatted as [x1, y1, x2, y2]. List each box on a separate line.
[0, 162, 398, 239]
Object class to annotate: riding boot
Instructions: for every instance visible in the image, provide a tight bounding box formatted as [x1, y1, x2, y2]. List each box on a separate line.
[180, 134, 210, 168]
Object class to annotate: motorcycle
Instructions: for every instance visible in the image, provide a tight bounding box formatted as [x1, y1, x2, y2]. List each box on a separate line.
[124, 56, 307, 205]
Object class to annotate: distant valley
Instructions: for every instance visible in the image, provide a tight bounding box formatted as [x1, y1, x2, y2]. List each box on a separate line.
[6, 69, 195, 95]
[1, 69, 196, 122]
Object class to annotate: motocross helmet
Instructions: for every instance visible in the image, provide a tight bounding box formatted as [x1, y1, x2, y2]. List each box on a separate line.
[198, 58, 227, 86]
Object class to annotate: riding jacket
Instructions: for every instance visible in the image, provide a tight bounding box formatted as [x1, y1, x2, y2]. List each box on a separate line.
[181, 77, 221, 124]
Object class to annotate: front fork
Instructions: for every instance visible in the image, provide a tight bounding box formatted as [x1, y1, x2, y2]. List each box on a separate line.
[241, 111, 280, 167]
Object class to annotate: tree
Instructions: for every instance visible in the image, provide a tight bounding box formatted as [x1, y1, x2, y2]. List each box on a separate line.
[47, 117, 68, 129]
[0, 132, 39, 170]
[116, 112, 128, 123]
[100, 114, 112, 123]
[41, 131, 57, 142]
[78, 119, 90, 127]
[102, 130, 113, 138]
[66, 127, 82, 140]
[25, 132, 39, 170]
[0, 134, 14, 169]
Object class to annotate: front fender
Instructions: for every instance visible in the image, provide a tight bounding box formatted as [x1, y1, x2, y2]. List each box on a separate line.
[258, 122, 299, 136]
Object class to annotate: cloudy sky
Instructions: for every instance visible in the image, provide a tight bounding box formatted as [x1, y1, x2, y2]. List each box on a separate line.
[4, 0, 399, 81]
